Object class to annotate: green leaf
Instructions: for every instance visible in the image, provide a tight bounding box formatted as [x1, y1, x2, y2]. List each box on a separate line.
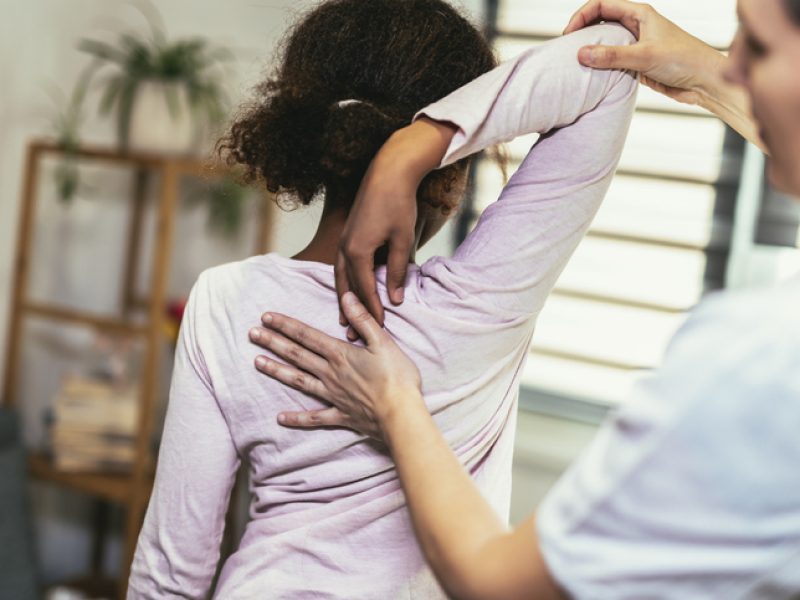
[117, 78, 138, 150]
[76, 7, 232, 139]
[99, 75, 124, 115]
[121, 34, 153, 77]
[78, 39, 127, 65]
[54, 160, 80, 204]
[70, 58, 101, 110]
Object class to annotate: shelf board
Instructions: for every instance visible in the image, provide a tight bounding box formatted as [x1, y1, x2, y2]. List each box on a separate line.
[28, 452, 152, 504]
[31, 138, 235, 178]
[22, 301, 149, 336]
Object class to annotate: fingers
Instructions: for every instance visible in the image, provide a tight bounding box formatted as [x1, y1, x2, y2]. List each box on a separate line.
[563, 0, 599, 34]
[577, 43, 650, 72]
[334, 251, 351, 327]
[344, 248, 385, 327]
[340, 292, 384, 347]
[254, 355, 329, 401]
[563, 0, 645, 38]
[337, 250, 366, 341]
[386, 234, 411, 306]
[254, 313, 342, 366]
[277, 407, 347, 429]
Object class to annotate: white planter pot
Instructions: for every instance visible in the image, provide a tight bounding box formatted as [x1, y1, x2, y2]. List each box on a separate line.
[127, 80, 197, 155]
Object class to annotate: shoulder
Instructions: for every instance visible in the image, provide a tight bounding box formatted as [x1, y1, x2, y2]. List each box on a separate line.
[632, 282, 800, 441]
[665, 281, 800, 380]
[190, 254, 283, 309]
[618, 282, 800, 486]
[692, 278, 800, 327]
[197, 253, 275, 289]
[180, 255, 284, 371]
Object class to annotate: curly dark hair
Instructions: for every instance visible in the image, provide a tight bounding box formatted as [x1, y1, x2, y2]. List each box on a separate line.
[217, 0, 496, 214]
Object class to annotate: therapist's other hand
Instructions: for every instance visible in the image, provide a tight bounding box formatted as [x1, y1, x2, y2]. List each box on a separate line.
[335, 117, 455, 335]
[564, 0, 724, 106]
[250, 292, 424, 441]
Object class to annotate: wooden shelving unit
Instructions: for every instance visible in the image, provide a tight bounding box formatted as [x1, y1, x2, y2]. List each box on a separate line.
[28, 451, 152, 504]
[2, 139, 274, 599]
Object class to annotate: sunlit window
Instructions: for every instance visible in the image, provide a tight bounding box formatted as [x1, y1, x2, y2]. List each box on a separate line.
[466, 0, 744, 409]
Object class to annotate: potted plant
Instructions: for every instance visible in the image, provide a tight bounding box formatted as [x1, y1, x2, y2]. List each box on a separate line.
[79, 9, 231, 155]
[47, 61, 99, 204]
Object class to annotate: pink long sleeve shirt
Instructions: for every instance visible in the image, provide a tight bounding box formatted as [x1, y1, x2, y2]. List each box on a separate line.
[128, 24, 637, 599]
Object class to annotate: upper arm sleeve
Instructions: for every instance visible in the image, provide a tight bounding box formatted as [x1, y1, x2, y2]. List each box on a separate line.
[128, 272, 241, 599]
[536, 296, 800, 599]
[416, 24, 637, 320]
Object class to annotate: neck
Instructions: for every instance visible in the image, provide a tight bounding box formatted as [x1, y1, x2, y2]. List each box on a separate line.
[291, 203, 348, 265]
[292, 201, 420, 266]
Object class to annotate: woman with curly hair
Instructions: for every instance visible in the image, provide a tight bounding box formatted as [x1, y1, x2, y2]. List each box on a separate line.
[127, 0, 637, 597]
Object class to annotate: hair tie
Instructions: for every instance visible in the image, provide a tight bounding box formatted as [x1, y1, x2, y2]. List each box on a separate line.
[331, 98, 403, 126]
[335, 99, 363, 108]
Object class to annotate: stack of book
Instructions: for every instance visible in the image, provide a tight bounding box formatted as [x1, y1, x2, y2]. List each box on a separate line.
[49, 375, 139, 473]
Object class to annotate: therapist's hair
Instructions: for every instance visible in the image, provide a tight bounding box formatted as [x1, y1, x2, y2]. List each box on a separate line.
[217, 0, 496, 214]
[786, 0, 800, 23]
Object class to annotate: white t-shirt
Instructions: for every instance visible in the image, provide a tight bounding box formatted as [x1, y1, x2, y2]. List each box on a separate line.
[538, 277, 800, 599]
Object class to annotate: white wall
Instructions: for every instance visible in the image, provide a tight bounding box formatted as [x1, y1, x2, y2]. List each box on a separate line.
[0, 0, 487, 584]
[0, 0, 486, 410]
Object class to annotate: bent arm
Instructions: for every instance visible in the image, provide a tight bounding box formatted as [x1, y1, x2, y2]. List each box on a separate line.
[416, 23, 638, 319]
[416, 24, 635, 164]
[337, 23, 637, 321]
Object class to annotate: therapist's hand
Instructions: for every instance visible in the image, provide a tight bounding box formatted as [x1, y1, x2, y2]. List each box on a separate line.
[249, 292, 425, 441]
[565, 0, 765, 151]
[564, 0, 725, 106]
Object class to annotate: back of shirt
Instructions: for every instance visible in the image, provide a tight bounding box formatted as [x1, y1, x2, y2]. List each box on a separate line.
[128, 24, 638, 600]
[198, 254, 531, 598]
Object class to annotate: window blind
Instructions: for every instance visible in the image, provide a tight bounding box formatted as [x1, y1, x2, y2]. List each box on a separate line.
[465, 0, 745, 408]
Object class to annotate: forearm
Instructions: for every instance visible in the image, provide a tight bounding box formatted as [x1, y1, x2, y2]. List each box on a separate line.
[695, 49, 765, 152]
[378, 117, 456, 182]
[381, 397, 560, 600]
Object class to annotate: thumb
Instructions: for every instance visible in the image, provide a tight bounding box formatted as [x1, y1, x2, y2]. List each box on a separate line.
[578, 43, 648, 72]
[341, 292, 383, 347]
